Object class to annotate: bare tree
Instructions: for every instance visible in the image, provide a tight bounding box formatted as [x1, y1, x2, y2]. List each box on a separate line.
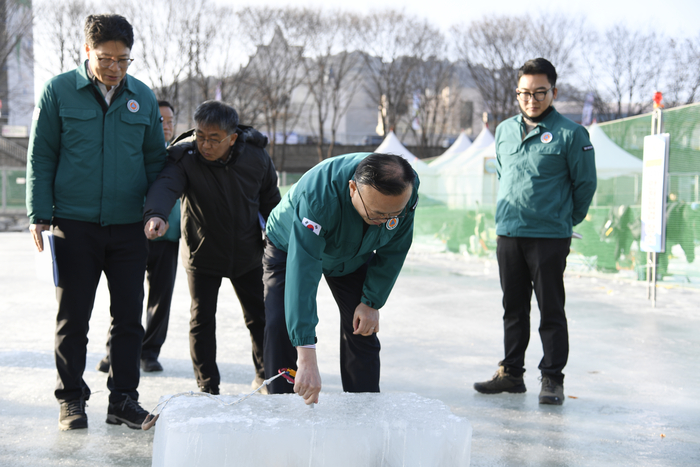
[587, 24, 667, 120]
[664, 34, 700, 108]
[236, 6, 311, 164]
[406, 28, 459, 153]
[33, 0, 91, 76]
[298, 9, 363, 161]
[356, 10, 442, 138]
[122, 0, 191, 108]
[452, 14, 590, 128]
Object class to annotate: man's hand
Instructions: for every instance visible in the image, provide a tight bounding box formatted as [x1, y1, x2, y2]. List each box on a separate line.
[294, 347, 321, 405]
[353, 302, 379, 336]
[144, 217, 169, 240]
[30, 224, 50, 252]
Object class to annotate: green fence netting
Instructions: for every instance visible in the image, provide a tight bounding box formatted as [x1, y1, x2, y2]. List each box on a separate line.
[412, 104, 700, 286]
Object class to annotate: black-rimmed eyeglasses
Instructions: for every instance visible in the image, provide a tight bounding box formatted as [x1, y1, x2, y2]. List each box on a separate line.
[516, 87, 552, 102]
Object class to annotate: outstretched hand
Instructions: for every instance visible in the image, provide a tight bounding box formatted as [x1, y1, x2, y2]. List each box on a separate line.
[144, 217, 169, 240]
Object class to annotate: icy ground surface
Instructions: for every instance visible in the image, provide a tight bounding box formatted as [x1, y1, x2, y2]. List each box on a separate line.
[151, 393, 471, 466]
[1, 231, 699, 466]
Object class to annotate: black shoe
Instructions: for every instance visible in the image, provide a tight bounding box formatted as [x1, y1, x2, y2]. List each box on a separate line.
[539, 376, 564, 405]
[58, 399, 88, 431]
[141, 358, 163, 372]
[96, 355, 110, 373]
[106, 396, 149, 429]
[199, 385, 220, 395]
[474, 366, 527, 394]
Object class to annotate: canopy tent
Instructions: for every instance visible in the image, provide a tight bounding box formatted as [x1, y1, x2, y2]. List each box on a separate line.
[435, 127, 494, 172]
[428, 132, 472, 169]
[436, 142, 498, 209]
[587, 123, 642, 179]
[374, 131, 426, 166]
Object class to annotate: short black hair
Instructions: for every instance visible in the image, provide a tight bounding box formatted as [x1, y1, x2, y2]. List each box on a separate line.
[193, 100, 239, 135]
[518, 58, 557, 88]
[158, 100, 174, 113]
[84, 14, 134, 49]
[354, 153, 416, 196]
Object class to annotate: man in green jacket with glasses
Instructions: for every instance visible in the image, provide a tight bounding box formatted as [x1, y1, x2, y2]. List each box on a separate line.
[263, 153, 419, 404]
[26, 14, 165, 431]
[474, 58, 597, 405]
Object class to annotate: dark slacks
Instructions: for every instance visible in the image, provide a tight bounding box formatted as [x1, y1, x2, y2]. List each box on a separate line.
[52, 218, 147, 404]
[103, 240, 178, 359]
[262, 241, 381, 394]
[186, 266, 266, 389]
[497, 236, 571, 383]
[141, 240, 179, 359]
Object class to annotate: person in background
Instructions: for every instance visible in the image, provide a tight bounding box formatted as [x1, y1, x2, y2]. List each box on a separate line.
[97, 100, 180, 373]
[26, 14, 165, 431]
[473, 58, 597, 405]
[143, 100, 280, 395]
[263, 153, 419, 405]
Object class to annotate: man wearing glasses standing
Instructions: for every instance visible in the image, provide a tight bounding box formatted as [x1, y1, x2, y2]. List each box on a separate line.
[263, 153, 419, 404]
[26, 14, 165, 430]
[473, 58, 597, 404]
[143, 100, 280, 396]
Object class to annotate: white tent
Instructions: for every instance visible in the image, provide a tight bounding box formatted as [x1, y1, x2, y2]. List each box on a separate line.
[438, 142, 499, 209]
[429, 132, 472, 169]
[588, 123, 643, 179]
[374, 131, 425, 166]
[436, 127, 494, 172]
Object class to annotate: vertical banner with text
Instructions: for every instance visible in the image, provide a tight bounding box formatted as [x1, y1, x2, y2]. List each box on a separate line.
[640, 133, 670, 253]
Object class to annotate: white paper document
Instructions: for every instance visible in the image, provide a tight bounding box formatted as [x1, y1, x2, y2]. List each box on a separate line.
[34, 230, 58, 286]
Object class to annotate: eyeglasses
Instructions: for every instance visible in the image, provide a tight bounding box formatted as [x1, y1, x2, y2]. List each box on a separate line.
[516, 87, 552, 102]
[96, 57, 134, 69]
[195, 133, 232, 148]
[355, 183, 408, 221]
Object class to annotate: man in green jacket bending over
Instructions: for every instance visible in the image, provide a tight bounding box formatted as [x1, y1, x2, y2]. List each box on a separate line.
[26, 14, 165, 430]
[264, 153, 419, 404]
[474, 58, 597, 405]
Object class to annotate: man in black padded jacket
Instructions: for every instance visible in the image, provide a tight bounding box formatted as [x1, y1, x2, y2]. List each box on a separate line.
[143, 100, 280, 395]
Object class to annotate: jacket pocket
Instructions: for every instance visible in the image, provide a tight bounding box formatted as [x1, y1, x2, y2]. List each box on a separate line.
[120, 111, 150, 154]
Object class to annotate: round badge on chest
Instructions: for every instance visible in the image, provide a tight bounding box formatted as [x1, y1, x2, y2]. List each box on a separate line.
[541, 132, 553, 144]
[127, 100, 140, 113]
[386, 218, 399, 230]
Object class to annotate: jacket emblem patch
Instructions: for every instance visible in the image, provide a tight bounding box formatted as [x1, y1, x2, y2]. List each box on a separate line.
[582, 145, 594, 151]
[540, 132, 553, 143]
[302, 217, 321, 235]
[386, 218, 399, 230]
[127, 100, 140, 113]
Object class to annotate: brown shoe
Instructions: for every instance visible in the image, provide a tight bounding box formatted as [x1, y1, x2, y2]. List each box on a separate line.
[474, 366, 526, 394]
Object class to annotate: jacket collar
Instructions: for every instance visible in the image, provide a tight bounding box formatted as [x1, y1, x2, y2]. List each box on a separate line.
[516, 106, 559, 131]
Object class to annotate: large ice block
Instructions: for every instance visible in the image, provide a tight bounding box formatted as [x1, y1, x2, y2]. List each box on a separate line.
[151, 392, 471, 466]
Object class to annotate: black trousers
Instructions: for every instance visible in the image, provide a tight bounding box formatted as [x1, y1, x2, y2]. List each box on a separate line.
[52, 218, 147, 404]
[186, 267, 266, 389]
[262, 241, 381, 394]
[103, 240, 178, 359]
[496, 236, 571, 384]
[141, 240, 179, 359]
